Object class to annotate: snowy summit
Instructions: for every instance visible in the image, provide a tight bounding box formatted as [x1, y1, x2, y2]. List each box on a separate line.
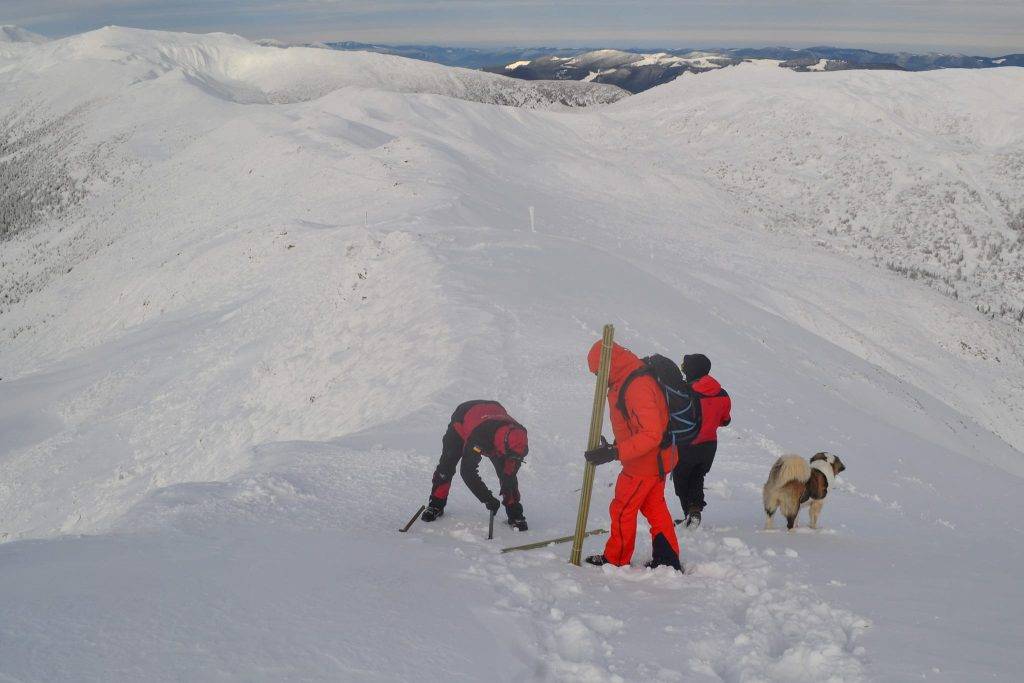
[1, 25, 1023, 682]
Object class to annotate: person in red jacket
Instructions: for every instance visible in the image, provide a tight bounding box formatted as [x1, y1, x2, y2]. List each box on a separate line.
[421, 400, 529, 530]
[583, 340, 682, 571]
[673, 354, 731, 528]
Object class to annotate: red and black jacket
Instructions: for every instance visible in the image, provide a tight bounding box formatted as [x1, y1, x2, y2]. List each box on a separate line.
[443, 400, 528, 508]
[450, 400, 528, 459]
[690, 376, 731, 445]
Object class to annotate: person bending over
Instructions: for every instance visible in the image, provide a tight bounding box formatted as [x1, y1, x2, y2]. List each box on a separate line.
[422, 400, 529, 530]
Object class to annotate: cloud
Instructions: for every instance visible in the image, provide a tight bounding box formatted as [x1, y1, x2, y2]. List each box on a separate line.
[3, 1, 1021, 55]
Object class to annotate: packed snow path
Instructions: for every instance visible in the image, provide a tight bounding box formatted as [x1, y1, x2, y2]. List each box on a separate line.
[1, 28, 1023, 681]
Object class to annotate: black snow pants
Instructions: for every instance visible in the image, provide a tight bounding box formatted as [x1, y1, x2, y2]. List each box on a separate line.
[671, 440, 717, 514]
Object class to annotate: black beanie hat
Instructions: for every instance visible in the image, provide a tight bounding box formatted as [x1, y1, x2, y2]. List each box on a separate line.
[682, 354, 711, 381]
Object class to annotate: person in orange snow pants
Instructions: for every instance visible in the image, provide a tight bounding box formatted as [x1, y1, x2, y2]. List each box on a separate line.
[582, 340, 682, 571]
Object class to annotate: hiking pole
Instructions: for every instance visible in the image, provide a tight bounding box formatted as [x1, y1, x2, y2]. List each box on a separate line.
[503, 528, 608, 554]
[399, 504, 426, 533]
[573, 482, 614, 493]
[570, 323, 615, 566]
[488, 510, 496, 540]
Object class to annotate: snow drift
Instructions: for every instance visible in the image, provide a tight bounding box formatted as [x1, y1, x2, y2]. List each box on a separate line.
[1, 27, 1023, 682]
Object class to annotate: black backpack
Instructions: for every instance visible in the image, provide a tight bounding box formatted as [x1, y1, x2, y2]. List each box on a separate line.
[616, 354, 703, 458]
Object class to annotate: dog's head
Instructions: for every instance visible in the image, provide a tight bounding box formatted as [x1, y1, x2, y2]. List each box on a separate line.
[811, 451, 846, 476]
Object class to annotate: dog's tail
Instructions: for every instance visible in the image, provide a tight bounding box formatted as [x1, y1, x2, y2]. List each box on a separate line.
[764, 455, 812, 523]
[768, 455, 811, 487]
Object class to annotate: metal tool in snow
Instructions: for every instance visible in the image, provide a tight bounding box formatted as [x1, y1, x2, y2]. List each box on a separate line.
[504, 519, 685, 554]
[487, 510, 496, 540]
[502, 528, 608, 554]
[569, 323, 614, 566]
[399, 504, 426, 533]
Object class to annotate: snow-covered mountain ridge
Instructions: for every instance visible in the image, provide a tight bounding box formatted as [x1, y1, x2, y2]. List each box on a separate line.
[3, 26, 625, 108]
[1, 27, 1022, 682]
[491, 48, 740, 92]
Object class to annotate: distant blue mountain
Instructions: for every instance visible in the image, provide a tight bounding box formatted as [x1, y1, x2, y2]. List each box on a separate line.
[323, 42, 582, 69]
[727, 46, 1024, 70]
[317, 41, 1023, 93]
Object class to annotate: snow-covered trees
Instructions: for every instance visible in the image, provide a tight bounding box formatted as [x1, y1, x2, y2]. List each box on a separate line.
[0, 108, 86, 240]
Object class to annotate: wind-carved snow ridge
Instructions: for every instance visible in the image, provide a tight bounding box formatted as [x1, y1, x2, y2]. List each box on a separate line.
[1, 226, 457, 537]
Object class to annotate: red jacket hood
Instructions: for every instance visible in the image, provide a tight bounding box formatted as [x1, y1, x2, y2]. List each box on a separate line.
[691, 375, 722, 395]
[588, 340, 643, 388]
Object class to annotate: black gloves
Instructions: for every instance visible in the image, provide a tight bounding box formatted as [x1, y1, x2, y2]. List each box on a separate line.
[584, 437, 618, 466]
[485, 498, 501, 513]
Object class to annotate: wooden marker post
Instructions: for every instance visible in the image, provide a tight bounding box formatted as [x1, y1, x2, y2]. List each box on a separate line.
[569, 323, 615, 566]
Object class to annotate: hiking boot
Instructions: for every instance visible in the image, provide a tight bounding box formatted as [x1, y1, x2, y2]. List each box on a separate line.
[685, 510, 702, 529]
[421, 505, 444, 522]
[507, 516, 528, 532]
[644, 557, 684, 572]
[584, 554, 610, 566]
[648, 532, 683, 572]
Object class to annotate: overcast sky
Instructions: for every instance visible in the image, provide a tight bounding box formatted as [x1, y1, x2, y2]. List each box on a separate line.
[2, 1, 1021, 55]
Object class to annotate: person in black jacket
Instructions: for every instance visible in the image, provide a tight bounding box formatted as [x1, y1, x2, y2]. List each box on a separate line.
[673, 354, 732, 528]
[422, 400, 529, 530]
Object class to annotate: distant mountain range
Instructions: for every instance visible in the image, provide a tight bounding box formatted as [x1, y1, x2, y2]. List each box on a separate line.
[321, 41, 1024, 93]
[318, 42, 584, 69]
[482, 50, 742, 93]
[0, 25, 48, 44]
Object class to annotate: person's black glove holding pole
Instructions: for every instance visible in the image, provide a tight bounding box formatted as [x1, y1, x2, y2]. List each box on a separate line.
[584, 436, 618, 466]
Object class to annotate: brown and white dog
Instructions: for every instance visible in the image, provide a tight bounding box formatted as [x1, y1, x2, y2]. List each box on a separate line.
[763, 452, 846, 531]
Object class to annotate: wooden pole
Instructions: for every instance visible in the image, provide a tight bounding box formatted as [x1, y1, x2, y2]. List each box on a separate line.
[569, 323, 615, 566]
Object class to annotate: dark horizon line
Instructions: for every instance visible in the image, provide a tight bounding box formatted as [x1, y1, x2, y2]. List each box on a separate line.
[315, 38, 1022, 59]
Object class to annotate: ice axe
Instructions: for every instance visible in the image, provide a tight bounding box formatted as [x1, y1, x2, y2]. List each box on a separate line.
[399, 504, 426, 533]
[487, 509, 496, 540]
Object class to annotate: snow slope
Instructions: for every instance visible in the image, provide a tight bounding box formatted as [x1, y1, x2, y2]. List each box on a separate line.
[1, 27, 1023, 682]
[632, 66, 1024, 327]
[604, 64, 1024, 460]
[0, 25, 48, 60]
